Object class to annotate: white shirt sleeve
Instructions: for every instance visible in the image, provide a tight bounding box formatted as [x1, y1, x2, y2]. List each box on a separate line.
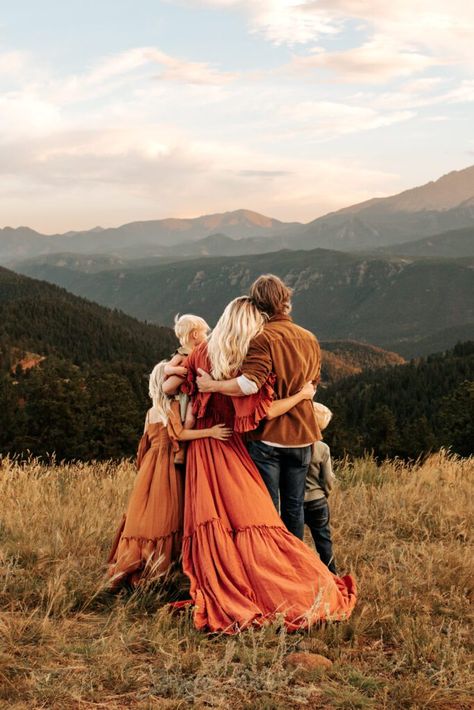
[236, 374, 259, 395]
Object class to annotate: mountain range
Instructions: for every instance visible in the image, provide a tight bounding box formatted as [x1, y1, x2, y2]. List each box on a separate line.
[2, 165, 474, 262]
[3, 164, 473, 361]
[13, 248, 473, 358]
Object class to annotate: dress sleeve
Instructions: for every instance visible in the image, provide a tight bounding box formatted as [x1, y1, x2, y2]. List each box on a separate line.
[180, 344, 212, 419]
[232, 372, 276, 433]
[136, 431, 151, 469]
[180, 350, 196, 396]
[167, 400, 184, 453]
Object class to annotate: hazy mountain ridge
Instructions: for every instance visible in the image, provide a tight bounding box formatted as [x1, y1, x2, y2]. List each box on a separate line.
[0, 210, 304, 262]
[13, 248, 473, 358]
[2, 165, 474, 261]
[376, 226, 474, 258]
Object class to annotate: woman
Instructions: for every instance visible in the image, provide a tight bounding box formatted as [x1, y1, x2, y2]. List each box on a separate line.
[165, 297, 356, 633]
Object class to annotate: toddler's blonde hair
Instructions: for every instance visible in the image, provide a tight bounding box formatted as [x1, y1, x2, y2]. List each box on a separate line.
[174, 313, 210, 349]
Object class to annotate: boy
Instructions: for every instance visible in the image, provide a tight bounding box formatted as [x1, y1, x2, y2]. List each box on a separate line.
[304, 403, 337, 574]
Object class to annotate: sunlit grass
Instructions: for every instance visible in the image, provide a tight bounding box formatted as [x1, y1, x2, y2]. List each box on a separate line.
[0, 451, 472, 708]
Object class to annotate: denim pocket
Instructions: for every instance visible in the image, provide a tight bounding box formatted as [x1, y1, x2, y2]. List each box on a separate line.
[247, 440, 274, 460]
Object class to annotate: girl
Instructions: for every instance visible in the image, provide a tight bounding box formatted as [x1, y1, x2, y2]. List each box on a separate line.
[107, 360, 231, 587]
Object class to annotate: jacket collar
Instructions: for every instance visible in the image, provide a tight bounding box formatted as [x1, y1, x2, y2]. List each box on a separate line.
[268, 313, 293, 323]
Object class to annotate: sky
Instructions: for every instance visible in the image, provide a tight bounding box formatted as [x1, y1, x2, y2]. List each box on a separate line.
[0, 0, 473, 233]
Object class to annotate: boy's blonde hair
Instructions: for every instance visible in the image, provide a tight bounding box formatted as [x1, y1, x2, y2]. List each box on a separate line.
[174, 313, 210, 348]
[313, 402, 333, 431]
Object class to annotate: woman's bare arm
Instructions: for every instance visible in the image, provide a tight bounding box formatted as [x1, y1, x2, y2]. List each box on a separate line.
[178, 423, 232, 441]
[266, 382, 315, 420]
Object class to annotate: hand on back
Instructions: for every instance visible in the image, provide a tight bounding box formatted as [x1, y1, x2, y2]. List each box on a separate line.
[209, 424, 232, 440]
[300, 381, 316, 400]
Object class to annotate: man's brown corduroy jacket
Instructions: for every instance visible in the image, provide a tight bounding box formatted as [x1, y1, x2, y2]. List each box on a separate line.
[242, 314, 322, 446]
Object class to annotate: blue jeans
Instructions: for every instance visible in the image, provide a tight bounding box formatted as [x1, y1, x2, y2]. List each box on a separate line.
[304, 498, 337, 574]
[247, 440, 311, 540]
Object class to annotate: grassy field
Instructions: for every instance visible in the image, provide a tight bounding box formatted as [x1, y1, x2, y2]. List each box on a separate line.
[0, 452, 473, 709]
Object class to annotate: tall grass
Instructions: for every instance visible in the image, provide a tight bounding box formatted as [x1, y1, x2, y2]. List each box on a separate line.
[0, 451, 472, 708]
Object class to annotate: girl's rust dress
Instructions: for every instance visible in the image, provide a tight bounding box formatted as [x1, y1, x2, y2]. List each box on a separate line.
[107, 401, 184, 586]
[182, 342, 357, 633]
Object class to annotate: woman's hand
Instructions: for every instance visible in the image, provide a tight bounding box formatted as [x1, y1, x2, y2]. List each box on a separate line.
[300, 382, 316, 400]
[209, 423, 233, 440]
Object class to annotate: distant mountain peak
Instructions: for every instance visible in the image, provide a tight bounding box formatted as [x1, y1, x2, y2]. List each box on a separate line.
[339, 164, 474, 215]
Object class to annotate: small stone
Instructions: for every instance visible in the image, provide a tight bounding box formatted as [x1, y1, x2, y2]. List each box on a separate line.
[285, 652, 333, 671]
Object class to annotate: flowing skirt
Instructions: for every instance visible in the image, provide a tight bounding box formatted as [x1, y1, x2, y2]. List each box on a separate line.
[183, 431, 356, 633]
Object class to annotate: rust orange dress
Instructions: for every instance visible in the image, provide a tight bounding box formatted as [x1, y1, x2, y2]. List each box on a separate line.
[182, 342, 356, 633]
[107, 401, 185, 586]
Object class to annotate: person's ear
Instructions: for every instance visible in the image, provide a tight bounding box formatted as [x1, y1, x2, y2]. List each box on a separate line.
[191, 329, 198, 340]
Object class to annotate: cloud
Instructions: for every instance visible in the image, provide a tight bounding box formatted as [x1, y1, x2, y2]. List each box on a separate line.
[281, 100, 415, 137]
[291, 41, 436, 83]
[53, 47, 236, 106]
[0, 50, 29, 75]
[176, 0, 340, 44]
[180, 0, 474, 83]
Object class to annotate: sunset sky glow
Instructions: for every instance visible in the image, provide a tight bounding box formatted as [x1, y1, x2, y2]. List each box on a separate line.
[1, 0, 473, 232]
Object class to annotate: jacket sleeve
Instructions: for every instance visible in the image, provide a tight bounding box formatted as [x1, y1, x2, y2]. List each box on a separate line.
[310, 338, 322, 385]
[240, 333, 273, 389]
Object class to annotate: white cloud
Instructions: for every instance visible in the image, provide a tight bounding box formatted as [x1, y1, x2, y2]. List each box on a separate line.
[291, 41, 436, 83]
[281, 100, 415, 137]
[176, 0, 340, 44]
[180, 0, 474, 82]
[0, 50, 29, 75]
[0, 123, 402, 230]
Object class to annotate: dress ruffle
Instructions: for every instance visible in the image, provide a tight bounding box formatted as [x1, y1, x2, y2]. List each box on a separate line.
[107, 411, 184, 588]
[179, 342, 357, 633]
[181, 343, 276, 430]
[108, 529, 182, 587]
[232, 373, 276, 433]
[183, 515, 356, 633]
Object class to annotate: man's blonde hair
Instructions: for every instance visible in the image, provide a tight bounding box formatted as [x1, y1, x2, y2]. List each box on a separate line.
[174, 313, 210, 348]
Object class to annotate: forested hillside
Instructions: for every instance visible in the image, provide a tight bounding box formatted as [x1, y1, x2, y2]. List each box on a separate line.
[0, 267, 176, 460]
[320, 342, 474, 459]
[0, 267, 176, 368]
[14, 248, 473, 357]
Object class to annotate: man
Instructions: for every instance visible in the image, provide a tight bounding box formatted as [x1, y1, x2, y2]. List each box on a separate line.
[197, 274, 322, 540]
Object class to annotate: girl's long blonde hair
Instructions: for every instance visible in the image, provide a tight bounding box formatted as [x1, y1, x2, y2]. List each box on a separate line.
[148, 360, 172, 424]
[207, 296, 265, 380]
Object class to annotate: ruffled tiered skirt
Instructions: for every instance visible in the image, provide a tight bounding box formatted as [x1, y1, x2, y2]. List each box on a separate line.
[108, 423, 184, 587]
[183, 431, 356, 633]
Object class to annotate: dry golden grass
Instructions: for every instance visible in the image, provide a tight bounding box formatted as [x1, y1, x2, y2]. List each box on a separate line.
[0, 452, 473, 709]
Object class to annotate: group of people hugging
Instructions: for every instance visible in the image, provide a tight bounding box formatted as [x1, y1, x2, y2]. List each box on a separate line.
[107, 274, 356, 633]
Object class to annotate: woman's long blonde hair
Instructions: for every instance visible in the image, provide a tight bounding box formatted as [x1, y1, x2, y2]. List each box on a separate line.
[207, 296, 265, 380]
[148, 360, 172, 424]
